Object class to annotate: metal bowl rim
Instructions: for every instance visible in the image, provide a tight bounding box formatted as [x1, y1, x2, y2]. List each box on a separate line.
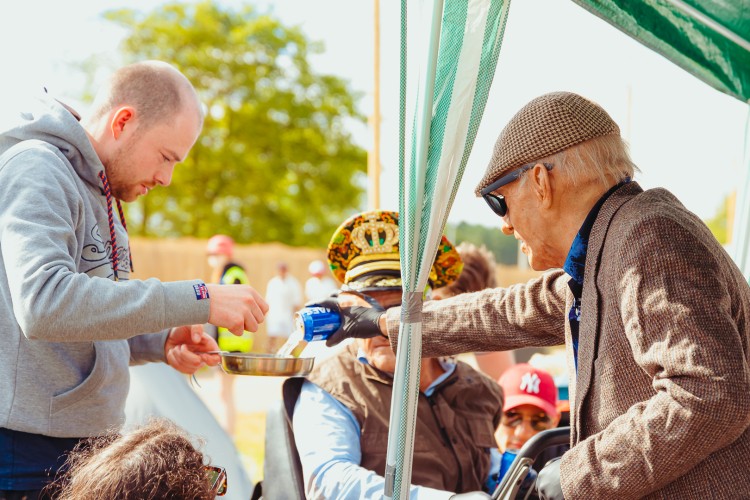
[218, 353, 315, 376]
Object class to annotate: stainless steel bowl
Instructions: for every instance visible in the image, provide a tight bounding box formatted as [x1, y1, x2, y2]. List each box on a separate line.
[218, 353, 315, 376]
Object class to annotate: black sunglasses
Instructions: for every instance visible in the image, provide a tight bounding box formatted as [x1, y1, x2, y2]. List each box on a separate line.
[480, 162, 553, 217]
[501, 410, 554, 432]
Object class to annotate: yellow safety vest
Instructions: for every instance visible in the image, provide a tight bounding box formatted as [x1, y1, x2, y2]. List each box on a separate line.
[218, 264, 253, 353]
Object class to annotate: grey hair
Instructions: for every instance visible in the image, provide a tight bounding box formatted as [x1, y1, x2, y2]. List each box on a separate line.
[518, 134, 639, 189]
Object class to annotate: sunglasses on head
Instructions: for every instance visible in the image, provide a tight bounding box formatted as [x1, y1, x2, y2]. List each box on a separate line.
[205, 465, 227, 496]
[480, 162, 554, 217]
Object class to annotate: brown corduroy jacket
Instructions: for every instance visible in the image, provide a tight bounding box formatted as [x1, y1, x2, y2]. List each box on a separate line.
[387, 182, 750, 499]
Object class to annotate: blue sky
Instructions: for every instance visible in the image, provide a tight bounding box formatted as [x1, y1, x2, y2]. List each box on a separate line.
[2, 0, 746, 227]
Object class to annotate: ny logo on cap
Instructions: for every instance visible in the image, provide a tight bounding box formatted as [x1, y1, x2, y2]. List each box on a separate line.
[520, 373, 541, 394]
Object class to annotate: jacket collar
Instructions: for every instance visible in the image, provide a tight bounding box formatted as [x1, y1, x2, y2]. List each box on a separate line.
[564, 179, 630, 287]
[572, 181, 643, 442]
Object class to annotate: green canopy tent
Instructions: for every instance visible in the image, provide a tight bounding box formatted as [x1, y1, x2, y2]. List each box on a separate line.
[575, 0, 750, 103]
[387, 1, 750, 499]
[570, 0, 750, 278]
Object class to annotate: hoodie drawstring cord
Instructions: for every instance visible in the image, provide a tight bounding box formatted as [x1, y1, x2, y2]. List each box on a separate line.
[98, 170, 132, 281]
[115, 188, 134, 273]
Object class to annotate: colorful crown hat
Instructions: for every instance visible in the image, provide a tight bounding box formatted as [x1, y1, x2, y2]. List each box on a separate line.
[326, 210, 463, 292]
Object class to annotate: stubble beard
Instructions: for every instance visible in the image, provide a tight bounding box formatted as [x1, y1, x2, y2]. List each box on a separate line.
[103, 137, 137, 202]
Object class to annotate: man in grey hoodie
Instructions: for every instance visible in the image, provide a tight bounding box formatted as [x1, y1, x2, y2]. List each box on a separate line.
[0, 61, 269, 498]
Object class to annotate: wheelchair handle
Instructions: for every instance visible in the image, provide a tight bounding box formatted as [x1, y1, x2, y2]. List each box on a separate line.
[491, 427, 570, 500]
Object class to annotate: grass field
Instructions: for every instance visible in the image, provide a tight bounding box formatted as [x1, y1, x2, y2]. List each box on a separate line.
[234, 411, 267, 482]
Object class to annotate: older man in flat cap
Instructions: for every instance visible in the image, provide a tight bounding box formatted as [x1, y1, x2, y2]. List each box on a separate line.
[284, 210, 504, 499]
[325, 92, 750, 499]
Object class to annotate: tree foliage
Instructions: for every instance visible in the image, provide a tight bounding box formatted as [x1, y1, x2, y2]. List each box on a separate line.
[104, 1, 367, 245]
[446, 221, 519, 266]
[706, 194, 730, 245]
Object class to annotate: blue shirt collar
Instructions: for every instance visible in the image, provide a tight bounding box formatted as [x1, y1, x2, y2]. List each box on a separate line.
[563, 179, 630, 286]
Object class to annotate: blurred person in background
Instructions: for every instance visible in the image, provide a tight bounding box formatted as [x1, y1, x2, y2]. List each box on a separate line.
[487, 364, 562, 495]
[264, 262, 303, 352]
[431, 242, 515, 380]
[206, 234, 252, 435]
[47, 418, 227, 500]
[304, 259, 337, 303]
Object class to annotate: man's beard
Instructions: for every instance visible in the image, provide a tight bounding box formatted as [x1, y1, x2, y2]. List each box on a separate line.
[103, 137, 137, 202]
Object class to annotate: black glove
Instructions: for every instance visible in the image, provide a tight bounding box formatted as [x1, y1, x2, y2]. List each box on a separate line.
[535, 457, 564, 500]
[313, 292, 386, 347]
[449, 493, 490, 499]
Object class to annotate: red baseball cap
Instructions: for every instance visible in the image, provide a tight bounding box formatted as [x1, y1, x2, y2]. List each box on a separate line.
[207, 235, 234, 256]
[498, 363, 559, 418]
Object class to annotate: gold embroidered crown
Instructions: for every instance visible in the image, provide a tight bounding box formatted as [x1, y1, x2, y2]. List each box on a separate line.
[350, 212, 399, 255]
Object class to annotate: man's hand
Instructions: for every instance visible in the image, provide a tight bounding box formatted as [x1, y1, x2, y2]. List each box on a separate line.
[165, 324, 221, 374]
[314, 291, 386, 347]
[206, 284, 269, 335]
[536, 457, 564, 500]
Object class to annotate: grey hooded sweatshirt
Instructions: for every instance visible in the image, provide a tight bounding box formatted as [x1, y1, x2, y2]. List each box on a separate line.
[0, 95, 210, 438]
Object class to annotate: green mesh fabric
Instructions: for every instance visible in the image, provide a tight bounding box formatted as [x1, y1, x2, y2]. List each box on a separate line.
[388, 1, 511, 498]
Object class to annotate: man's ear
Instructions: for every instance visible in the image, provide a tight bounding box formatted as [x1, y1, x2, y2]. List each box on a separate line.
[533, 163, 553, 209]
[110, 107, 135, 140]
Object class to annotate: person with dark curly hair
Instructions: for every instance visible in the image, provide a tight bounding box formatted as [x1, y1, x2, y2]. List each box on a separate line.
[48, 418, 226, 500]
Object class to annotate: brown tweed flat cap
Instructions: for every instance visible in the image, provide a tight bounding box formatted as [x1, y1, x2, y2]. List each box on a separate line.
[475, 91, 620, 195]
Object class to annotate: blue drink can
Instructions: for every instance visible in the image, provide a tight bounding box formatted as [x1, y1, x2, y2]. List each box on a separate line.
[295, 306, 341, 342]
